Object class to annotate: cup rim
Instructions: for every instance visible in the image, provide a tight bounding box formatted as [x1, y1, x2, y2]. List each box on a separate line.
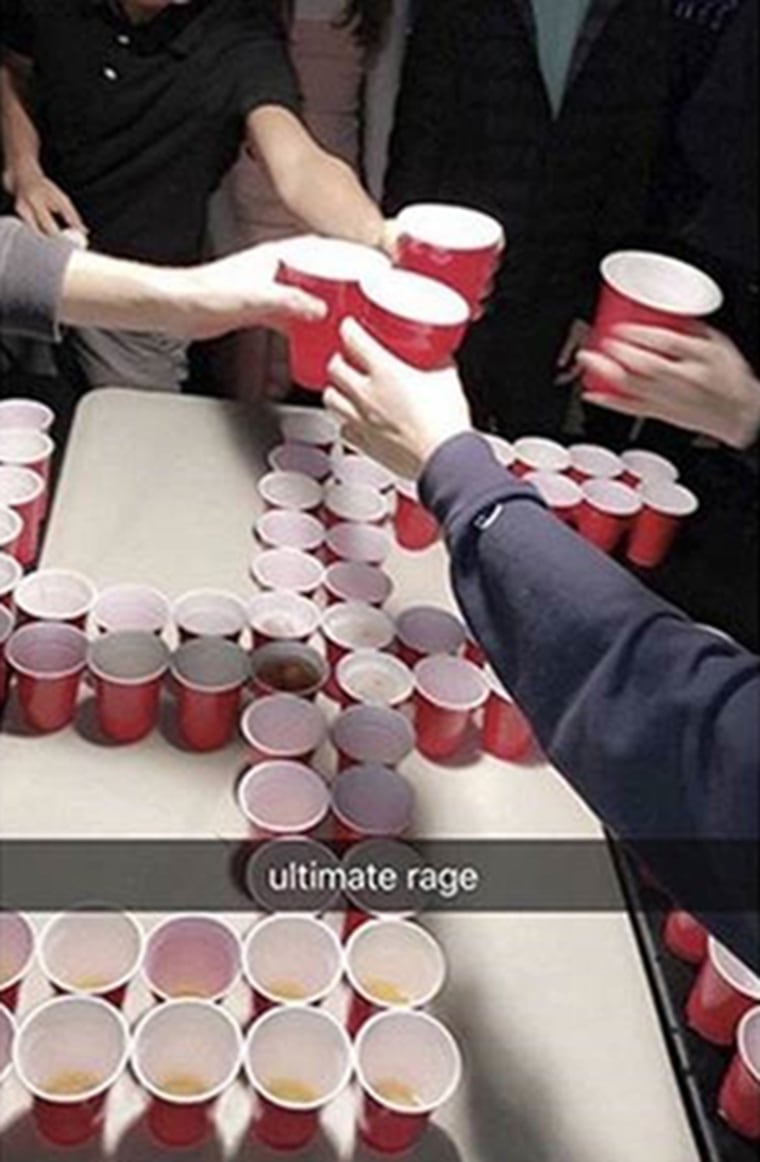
[396, 605, 466, 655]
[620, 449, 680, 484]
[638, 481, 699, 518]
[513, 437, 572, 473]
[345, 919, 447, 1009]
[397, 203, 505, 252]
[243, 1006, 354, 1111]
[255, 510, 325, 553]
[0, 551, 23, 593]
[0, 427, 55, 463]
[131, 998, 243, 1105]
[337, 649, 414, 707]
[331, 764, 415, 838]
[0, 1004, 16, 1084]
[331, 452, 397, 494]
[737, 1006, 760, 1084]
[0, 465, 46, 505]
[240, 694, 327, 757]
[354, 1009, 463, 1116]
[325, 522, 393, 565]
[250, 548, 326, 595]
[0, 912, 36, 990]
[0, 398, 55, 432]
[360, 269, 470, 328]
[237, 760, 331, 835]
[6, 622, 89, 679]
[278, 234, 391, 283]
[13, 569, 97, 621]
[170, 638, 250, 693]
[0, 505, 24, 544]
[258, 470, 323, 512]
[248, 591, 321, 639]
[91, 583, 171, 634]
[324, 482, 389, 524]
[524, 471, 583, 509]
[250, 641, 329, 697]
[708, 938, 760, 1001]
[582, 479, 643, 517]
[37, 911, 146, 998]
[241, 913, 344, 1005]
[483, 434, 516, 467]
[142, 914, 242, 1003]
[87, 631, 171, 686]
[0, 602, 15, 645]
[413, 655, 488, 712]
[172, 588, 249, 636]
[268, 442, 333, 481]
[324, 562, 393, 607]
[330, 704, 416, 765]
[321, 602, 396, 652]
[601, 250, 723, 316]
[568, 444, 625, 479]
[279, 408, 341, 448]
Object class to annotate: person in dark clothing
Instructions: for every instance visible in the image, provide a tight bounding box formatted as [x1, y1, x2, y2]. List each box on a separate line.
[383, 0, 667, 439]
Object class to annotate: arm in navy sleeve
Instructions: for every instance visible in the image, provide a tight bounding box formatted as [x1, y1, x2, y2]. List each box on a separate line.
[0, 215, 72, 337]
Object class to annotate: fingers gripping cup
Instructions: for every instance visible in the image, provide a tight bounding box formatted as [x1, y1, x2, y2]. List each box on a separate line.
[170, 639, 250, 751]
[92, 584, 170, 636]
[6, 622, 88, 732]
[577, 479, 642, 554]
[395, 203, 505, 315]
[13, 996, 129, 1147]
[243, 915, 344, 1015]
[0, 912, 35, 1011]
[413, 655, 488, 761]
[686, 938, 760, 1046]
[38, 912, 144, 1007]
[131, 1000, 243, 1148]
[88, 632, 170, 743]
[718, 1007, 760, 1141]
[355, 1011, 463, 1154]
[331, 705, 415, 772]
[244, 1007, 353, 1150]
[346, 920, 447, 1037]
[237, 761, 330, 839]
[240, 694, 327, 765]
[143, 915, 241, 1004]
[331, 764, 415, 842]
[13, 568, 96, 627]
[358, 269, 470, 370]
[626, 481, 699, 569]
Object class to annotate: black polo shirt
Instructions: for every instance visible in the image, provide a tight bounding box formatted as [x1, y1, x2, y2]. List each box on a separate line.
[1, 0, 300, 262]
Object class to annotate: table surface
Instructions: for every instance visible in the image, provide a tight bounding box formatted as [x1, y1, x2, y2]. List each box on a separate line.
[0, 388, 700, 1161]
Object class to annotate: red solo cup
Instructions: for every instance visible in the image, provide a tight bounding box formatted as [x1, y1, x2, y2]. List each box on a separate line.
[251, 548, 325, 597]
[322, 603, 395, 682]
[324, 561, 394, 608]
[583, 251, 723, 397]
[346, 920, 446, 1038]
[395, 202, 505, 314]
[0, 465, 45, 567]
[242, 915, 343, 1014]
[0, 1004, 15, 1085]
[332, 764, 415, 842]
[258, 469, 323, 514]
[172, 588, 248, 642]
[280, 408, 341, 452]
[323, 481, 389, 528]
[355, 1010, 463, 1154]
[244, 1007, 353, 1150]
[336, 649, 414, 711]
[251, 641, 329, 701]
[512, 436, 571, 477]
[686, 938, 760, 1046]
[277, 236, 390, 391]
[38, 911, 144, 1007]
[131, 1000, 242, 1149]
[358, 268, 469, 371]
[626, 481, 699, 569]
[92, 583, 170, 635]
[331, 452, 397, 494]
[620, 448, 680, 489]
[331, 705, 415, 773]
[13, 995, 129, 1147]
[255, 509, 325, 555]
[663, 911, 709, 966]
[87, 631, 170, 743]
[143, 915, 241, 1004]
[0, 551, 22, 607]
[482, 666, 533, 761]
[245, 836, 343, 917]
[0, 913, 35, 1012]
[0, 397, 55, 432]
[325, 521, 393, 566]
[0, 603, 15, 703]
[524, 470, 584, 526]
[237, 761, 330, 839]
[718, 1007, 760, 1141]
[341, 839, 426, 941]
[413, 655, 488, 761]
[567, 443, 624, 484]
[13, 567, 96, 627]
[240, 693, 327, 764]
[577, 479, 642, 554]
[394, 478, 440, 551]
[0, 428, 55, 491]
[6, 622, 88, 732]
[268, 441, 333, 482]
[171, 638, 250, 751]
[248, 590, 321, 649]
[484, 434, 516, 469]
[0, 504, 24, 558]
[396, 605, 466, 669]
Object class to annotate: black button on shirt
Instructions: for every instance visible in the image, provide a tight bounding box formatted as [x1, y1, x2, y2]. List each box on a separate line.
[1, 0, 301, 263]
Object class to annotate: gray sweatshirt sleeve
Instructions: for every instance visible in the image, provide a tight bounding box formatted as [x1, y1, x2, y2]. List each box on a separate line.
[0, 217, 73, 340]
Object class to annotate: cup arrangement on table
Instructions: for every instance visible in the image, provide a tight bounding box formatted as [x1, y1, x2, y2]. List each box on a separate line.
[0, 398, 57, 570]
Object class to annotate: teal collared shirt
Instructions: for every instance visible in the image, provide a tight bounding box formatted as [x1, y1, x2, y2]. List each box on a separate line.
[530, 0, 593, 114]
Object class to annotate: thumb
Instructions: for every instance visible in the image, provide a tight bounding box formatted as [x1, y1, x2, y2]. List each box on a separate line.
[340, 317, 397, 372]
[270, 285, 328, 323]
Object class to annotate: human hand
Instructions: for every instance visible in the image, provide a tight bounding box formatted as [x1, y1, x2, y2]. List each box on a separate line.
[578, 326, 760, 449]
[323, 318, 473, 478]
[555, 318, 591, 385]
[9, 164, 87, 236]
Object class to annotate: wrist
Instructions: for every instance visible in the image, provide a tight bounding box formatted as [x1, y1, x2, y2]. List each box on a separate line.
[731, 376, 760, 449]
[3, 155, 43, 194]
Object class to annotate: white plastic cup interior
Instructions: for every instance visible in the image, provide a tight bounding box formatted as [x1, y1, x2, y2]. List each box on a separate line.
[241, 694, 326, 757]
[251, 549, 325, 595]
[244, 1008, 353, 1111]
[331, 453, 396, 494]
[708, 939, 760, 1002]
[237, 761, 330, 835]
[6, 622, 89, 679]
[143, 916, 241, 1002]
[337, 650, 414, 707]
[621, 449, 680, 485]
[173, 589, 248, 638]
[14, 569, 96, 621]
[243, 915, 343, 1004]
[346, 920, 446, 1009]
[280, 410, 341, 449]
[92, 584, 170, 634]
[256, 510, 325, 554]
[248, 591, 321, 641]
[0, 428, 54, 466]
[355, 1011, 463, 1116]
[525, 471, 583, 510]
[360, 269, 470, 327]
[737, 1008, 760, 1082]
[325, 562, 393, 607]
[324, 482, 389, 525]
[0, 466, 45, 506]
[484, 435, 515, 468]
[171, 639, 250, 693]
[322, 602, 395, 652]
[398, 203, 504, 251]
[397, 606, 466, 656]
[414, 656, 488, 712]
[0, 398, 55, 432]
[13, 996, 129, 1104]
[0, 506, 24, 549]
[0, 1006, 14, 1083]
[279, 235, 390, 282]
[331, 705, 415, 766]
[513, 437, 571, 473]
[639, 481, 699, 518]
[258, 471, 322, 513]
[251, 642, 328, 697]
[325, 522, 393, 565]
[39, 912, 144, 995]
[0, 552, 23, 597]
[601, 251, 723, 316]
[568, 444, 624, 479]
[132, 1000, 242, 1104]
[332, 765, 415, 835]
[582, 479, 643, 518]
[88, 632, 170, 684]
[0, 913, 35, 989]
[268, 443, 332, 481]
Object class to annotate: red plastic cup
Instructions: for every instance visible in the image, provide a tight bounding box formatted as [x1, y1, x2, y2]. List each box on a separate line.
[577, 479, 642, 554]
[0, 1005, 14, 1085]
[248, 590, 321, 649]
[172, 588, 248, 642]
[583, 251, 723, 397]
[395, 202, 505, 314]
[251, 547, 325, 597]
[413, 655, 488, 761]
[244, 1007, 353, 1150]
[280, 408, 341, 452]
[237, 761, 330, 839]
[143, 915, 241, 1004]
[336, 649, 414, 711]
[619, 448, 680, 489]
[0, 429, 55, 495]
[626, 481, 699, 569]
[38, 911, 144, 1007]
[13, 567, 96, 627]
[87, 631, 170, 743]
[323, 481, 390, 528]
[255, 509, 325, 555]
[324, 561, 393, 608]
[355, 1010, 462, 1153]
[396, 605, 466, 669]
[0, 465, 46, 567]
[332, 764, 415, 842]
[6, 622, 88, 732]
[325, 521, 394, 566]
[258, 469, 323, 514]
[394, 478, 440, 551]
[268, 441, 333, 481]
[13, 995, 129, 1147]
[0, 913, 35, 1011]
[718, 1006, 760, 1141]
[341, 839, 427, 940]
[484, 434, 516, 469]
[243, 915, 343, 1014]
[240, 693, 327, 764]
[524, 470, 584, 526]
[321, 603, 396, 687]
[464, 630, 487, 668]
[92, 583, 170, 635]
[331, 452, 397, 494]
[512, 437, 571, 477]
[482, 666, 533, 761]
[567, 443, 624, 484]
[251, 641, 329, 700]
[170, 638, 250, 751]
[0, 603, 15, 703]
[277, 236, 390, 390]
[0, 551, 22, 608]
[0, 397, 54, 432]
[331, 704, 415, 773]
[686, 938, 760, 1046]
[131, 1000, 242, 1149]
[346, 920, 446, 1037]
[0, 505, 24, 558]
[358, 269, 470, 370]
[663, 911, 709, 966]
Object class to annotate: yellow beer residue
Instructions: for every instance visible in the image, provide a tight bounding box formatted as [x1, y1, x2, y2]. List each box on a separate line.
[373, 1078, 423, 1108]
[164, 979, 207, 999]
[159, 1073, 208, 1098]
[266, 978, 310, 1001]
[45, 1070, 102, 1096]
[72, 975, 110, 991]
[0, 960, 16, 986]
[266, 1077, 319, 1104]
[361, 977, 411, 1005]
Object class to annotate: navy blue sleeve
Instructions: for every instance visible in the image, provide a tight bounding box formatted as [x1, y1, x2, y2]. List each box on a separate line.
[420, 432, 760, 968]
